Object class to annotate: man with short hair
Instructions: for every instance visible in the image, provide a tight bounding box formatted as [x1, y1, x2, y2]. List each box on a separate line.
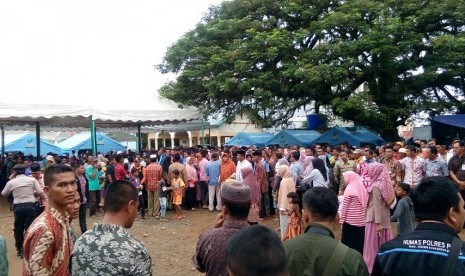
[23, 164, 76, 275]
[334, 150, 357, 193]
[382, 145, 403, 187]
[373, 176, 465, 275]
[428, 138, 437, 147]
[146, 154, 163, 217]
[253, 150, 270, 219]
[206, 152, 221, 212]
[2, 164, 43, 257]
[193, 182, 251, 276]
[424, 146, 449, 177]
[105, 156, 116, 186]
[226, 225, 288, 276]
[73, 163, 88, 235]
[289, 151, 304, 178]
[86, 158, 100, 218]
[449, 140, 465, 201]
[436, 144, 449, 163]
[71, 180, 152, 275]
[400, 145, 425, 188]
[284, 187, 368, 276]
[234, 150, 252, 181]
[115, 154, 127, 181]
[199, 149, 210, 209]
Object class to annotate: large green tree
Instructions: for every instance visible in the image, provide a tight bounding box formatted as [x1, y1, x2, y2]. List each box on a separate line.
[158, 0, 465, 141]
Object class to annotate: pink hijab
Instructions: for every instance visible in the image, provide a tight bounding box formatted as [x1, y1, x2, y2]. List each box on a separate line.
[300, 151, 306, 165]
[241, 166, 261, 204]
[342, 171, 368, 209]
[302, 156, 314, 177]
[365, 162, 393, 201]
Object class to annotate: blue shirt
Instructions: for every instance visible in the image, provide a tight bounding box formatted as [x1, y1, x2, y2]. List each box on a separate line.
[86, 166, 100, 191]
[423, 158, 449, 177]
[206, 160, 221, 186]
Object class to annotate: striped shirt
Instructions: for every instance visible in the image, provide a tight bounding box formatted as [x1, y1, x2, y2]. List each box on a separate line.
[339, 195, 366, 227]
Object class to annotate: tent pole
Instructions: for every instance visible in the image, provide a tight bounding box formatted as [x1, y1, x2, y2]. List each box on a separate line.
[1, 126, 4, 155]
[137, 124, 142, 153]
[90, 117, 97, 156]
[35, 122, 41, 158]
[201, 118, 205, 146]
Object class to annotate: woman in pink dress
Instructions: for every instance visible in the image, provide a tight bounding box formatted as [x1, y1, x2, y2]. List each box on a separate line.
[241, 166, 261, 224]
[363, 162, 395, 273]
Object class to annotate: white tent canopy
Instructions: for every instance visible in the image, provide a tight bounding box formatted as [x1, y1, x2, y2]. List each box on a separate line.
[0, 99, 200, 128]
[0, 98, 201, 155]
[0, 103, 92, 128]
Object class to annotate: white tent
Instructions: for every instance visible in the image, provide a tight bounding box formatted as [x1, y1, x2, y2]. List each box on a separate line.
[0, 97, 200, 155]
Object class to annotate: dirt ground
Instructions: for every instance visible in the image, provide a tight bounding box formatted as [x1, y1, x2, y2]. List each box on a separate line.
[0, 197, 284, 276]
[2, 196, 465, 276]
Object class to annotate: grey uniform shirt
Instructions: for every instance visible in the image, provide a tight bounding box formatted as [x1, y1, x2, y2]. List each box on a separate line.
[1, 174, 42, 204]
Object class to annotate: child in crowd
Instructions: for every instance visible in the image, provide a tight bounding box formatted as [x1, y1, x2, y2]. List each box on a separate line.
[390, 183, 415, 236]
[159, 172, 169, 221]
[171, 169, 186, 220]
[283, 192, 302, 241]
[130, 168, 146, 219]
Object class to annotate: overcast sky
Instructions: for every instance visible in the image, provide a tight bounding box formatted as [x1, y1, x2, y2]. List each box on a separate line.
[0, 0, 223, 108]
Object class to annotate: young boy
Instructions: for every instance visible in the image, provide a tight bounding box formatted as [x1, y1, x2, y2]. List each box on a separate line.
[390, 183, 415, 236]
[171, 169, 185, 220]
[159, 173, 169, 221]
[130, 168, 146, 219]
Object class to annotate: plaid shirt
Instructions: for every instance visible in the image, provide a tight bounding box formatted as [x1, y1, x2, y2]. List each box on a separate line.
[145, 163, 162, 191]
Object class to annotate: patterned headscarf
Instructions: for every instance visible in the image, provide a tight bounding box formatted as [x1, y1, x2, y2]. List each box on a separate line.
[365, 162, 393, 201]
[343, 171, 368, 209]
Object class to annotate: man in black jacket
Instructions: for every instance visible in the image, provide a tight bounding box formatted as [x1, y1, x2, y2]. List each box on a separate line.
[373, 176, 465, 275]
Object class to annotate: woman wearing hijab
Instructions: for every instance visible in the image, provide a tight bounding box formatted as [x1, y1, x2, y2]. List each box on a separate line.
[220, 153, 236, 183]
[277, 165, 296, 240]
[241, 166, 261, 224]
[185, 157, 198, 211]
[339, 171, 368, 254]
[301, 156, 314, 178]
[300, 158, 329, 188]
[363, 162, 395, 273]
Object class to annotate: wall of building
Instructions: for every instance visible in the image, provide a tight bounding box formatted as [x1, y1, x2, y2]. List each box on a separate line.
[147, 114, 262, 149]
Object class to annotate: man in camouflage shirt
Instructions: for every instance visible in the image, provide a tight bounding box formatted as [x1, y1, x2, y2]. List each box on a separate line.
[71, 180, 152, 275]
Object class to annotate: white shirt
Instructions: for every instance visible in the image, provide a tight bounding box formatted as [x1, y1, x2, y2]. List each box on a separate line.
[1, 174, 42, 204]
[235, 160, 252, 181]
[302, 169, 329, 188]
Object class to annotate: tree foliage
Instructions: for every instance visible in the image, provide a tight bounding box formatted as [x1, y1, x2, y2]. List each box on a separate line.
[158, 0, 465, 140]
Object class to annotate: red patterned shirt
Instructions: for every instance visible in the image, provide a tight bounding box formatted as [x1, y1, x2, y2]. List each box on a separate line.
[23, 206, 72, 275]
[146, 163, 163, 191]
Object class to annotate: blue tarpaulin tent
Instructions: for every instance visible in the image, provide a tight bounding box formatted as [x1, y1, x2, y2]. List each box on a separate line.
[0, 133, 62, 155]
[431, 114, 465, 144]
[59, 132, 126, 154]
[224, 132, 273, 147]
[314, 127, 385, 147]
[266, 130, 321, 147]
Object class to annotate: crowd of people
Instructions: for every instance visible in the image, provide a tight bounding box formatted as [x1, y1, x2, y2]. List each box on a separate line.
[0, 136, 464, 275]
